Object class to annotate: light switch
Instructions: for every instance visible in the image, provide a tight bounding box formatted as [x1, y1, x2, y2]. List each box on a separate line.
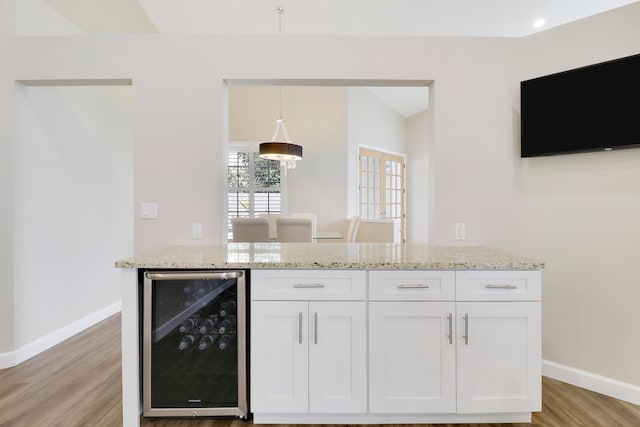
[455, 222, 466, 240]
[141, 202, 158, 219]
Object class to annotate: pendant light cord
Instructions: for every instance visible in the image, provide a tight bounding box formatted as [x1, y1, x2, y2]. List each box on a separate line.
[277, 7, 284, 120]
[276, 6, 283, 36]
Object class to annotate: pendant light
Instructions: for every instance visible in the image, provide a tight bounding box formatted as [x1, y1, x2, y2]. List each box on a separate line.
[259, 7, 303, 170]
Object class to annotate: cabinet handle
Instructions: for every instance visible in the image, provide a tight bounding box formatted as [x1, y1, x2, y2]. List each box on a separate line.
[298, 312, 302, 344]
[145, 271, 242, 280]
[314, 312, 318, 344]
[293, 283, 325, 289]
[447, 313, 453, 345]
[462, 314, 469, 345]
[485, 284, 517, 289]
[397, 284, 430, 289]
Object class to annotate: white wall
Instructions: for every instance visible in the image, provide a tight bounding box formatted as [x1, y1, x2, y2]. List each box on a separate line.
[0, 5, 15, 354]
[515, 10, 640, 386]
[4, 1, 640, 389]
[347, 87, 408, 220]
[12, 85, 132, 353]
[406, 110, 430, 243]
[229, 85, 349, 233]
[348, 87, 407, 154]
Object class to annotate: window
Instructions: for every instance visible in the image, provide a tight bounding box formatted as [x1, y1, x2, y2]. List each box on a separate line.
[227, 148, 284, 240]
[359, 147, 406, 242]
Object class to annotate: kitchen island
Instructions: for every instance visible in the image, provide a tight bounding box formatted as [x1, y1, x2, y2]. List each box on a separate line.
[116, 243, 544, 426]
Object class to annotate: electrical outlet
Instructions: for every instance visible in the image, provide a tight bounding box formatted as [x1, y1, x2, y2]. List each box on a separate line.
[192, 222, 203, 239]
[455, 223, 466, 240]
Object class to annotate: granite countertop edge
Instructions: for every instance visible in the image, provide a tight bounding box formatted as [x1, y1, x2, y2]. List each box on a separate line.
[114, 244, 544, 271]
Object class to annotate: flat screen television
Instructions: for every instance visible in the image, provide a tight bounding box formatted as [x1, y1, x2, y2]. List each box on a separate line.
[520, 53, 640, 158]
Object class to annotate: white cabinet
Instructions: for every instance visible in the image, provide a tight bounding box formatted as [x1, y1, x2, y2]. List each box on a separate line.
[368, 270, 541, 416]
[456, 302, 541, 413]
[250, 301, 308, 412]
[369, 301, 456, 413]
[455, 271, 542, 414]
[251, 270, 367, 414]
[251, 269, 541, 423]
[308, 302, 367, 413]
[368, 270, 456, 413]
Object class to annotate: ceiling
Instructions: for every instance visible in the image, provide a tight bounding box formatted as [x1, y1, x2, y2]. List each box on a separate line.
[15, 0, 638, 117]
[23, 0, 637, 37]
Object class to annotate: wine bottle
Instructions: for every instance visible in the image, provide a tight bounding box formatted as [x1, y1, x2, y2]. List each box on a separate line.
[218, 315, 237, 334]
[197, 314, 220, 334]
[178, 332, 199, 350]
[198, 332, 220, 350]
[194, 282, 213, 295]
[178, 314, 201, 333]
[217, 334, 235, 350]
[218, 300, 236, 318]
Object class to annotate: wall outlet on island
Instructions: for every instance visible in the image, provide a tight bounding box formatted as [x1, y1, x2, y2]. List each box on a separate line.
[455, 222, 466, 240]
[192, 222, 203, 239]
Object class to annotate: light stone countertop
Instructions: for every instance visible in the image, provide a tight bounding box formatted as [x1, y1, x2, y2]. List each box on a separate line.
[115, 243, 544, 270]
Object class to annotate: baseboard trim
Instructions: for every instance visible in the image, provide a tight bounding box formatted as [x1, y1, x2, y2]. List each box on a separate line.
[543, 359, 640, 405]
[0, 348, 16, 369]
[0, 301, 122, 369]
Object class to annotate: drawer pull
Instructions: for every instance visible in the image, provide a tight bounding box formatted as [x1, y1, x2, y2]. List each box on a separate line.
[293, 283, 325, 289]
[485, 284, 517, 290]
[397, 284, 430, 289]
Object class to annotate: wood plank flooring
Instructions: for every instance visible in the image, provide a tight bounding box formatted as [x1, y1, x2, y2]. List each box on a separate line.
[1, 313, 639, 427]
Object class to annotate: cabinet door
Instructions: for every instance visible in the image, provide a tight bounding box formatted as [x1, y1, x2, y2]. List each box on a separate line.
[308, 302, 367, 413]
[456, 302, 541, 413]
[369, 302, 456, 413]
[251, 301, 309, 413]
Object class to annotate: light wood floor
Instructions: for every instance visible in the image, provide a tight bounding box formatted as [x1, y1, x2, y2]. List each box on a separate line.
[1, 313, 639, 427]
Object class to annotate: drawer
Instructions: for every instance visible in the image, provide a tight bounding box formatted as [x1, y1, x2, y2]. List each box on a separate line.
[251, 270, 366, 301]
[369, 270, 455, 301]
[456, 271, 541, 301]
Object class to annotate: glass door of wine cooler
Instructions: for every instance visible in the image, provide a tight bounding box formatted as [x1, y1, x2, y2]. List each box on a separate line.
[143, 270, 247, 418]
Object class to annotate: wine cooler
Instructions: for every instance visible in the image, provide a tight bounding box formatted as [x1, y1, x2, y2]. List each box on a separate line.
[142, 270, 248, 418]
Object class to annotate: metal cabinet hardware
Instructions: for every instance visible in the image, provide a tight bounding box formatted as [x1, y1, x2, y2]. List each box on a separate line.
[397, 284, 430, 289]
[447, 313, 453, 345]
[145, 271, 243, 281]
[293, 283, 325, 289]
[298, 312, 302, 344]
[462, 314, 469, 345]
[314, 312, 318, 344]
[485, 284, 517, 289]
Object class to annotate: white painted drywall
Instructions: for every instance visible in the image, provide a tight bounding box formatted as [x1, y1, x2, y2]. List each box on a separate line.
[514, 10, 640, 386]
[406, 110, 430, 243]
[13, 85, 132, 349]
[347, 87, 410, 220]
[0, 21, 15, 354]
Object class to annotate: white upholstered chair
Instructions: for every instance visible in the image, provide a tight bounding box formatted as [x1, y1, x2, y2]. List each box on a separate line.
[275, 217, 313, 242]
[290, 213, 317, 239]
[258, 214, 281, 240]
[345, 215, 362, 243]
[231, 217, 270, 242]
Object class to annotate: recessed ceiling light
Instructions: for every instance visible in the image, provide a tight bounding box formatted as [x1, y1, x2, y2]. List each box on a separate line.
[533, 18, 546, 28]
